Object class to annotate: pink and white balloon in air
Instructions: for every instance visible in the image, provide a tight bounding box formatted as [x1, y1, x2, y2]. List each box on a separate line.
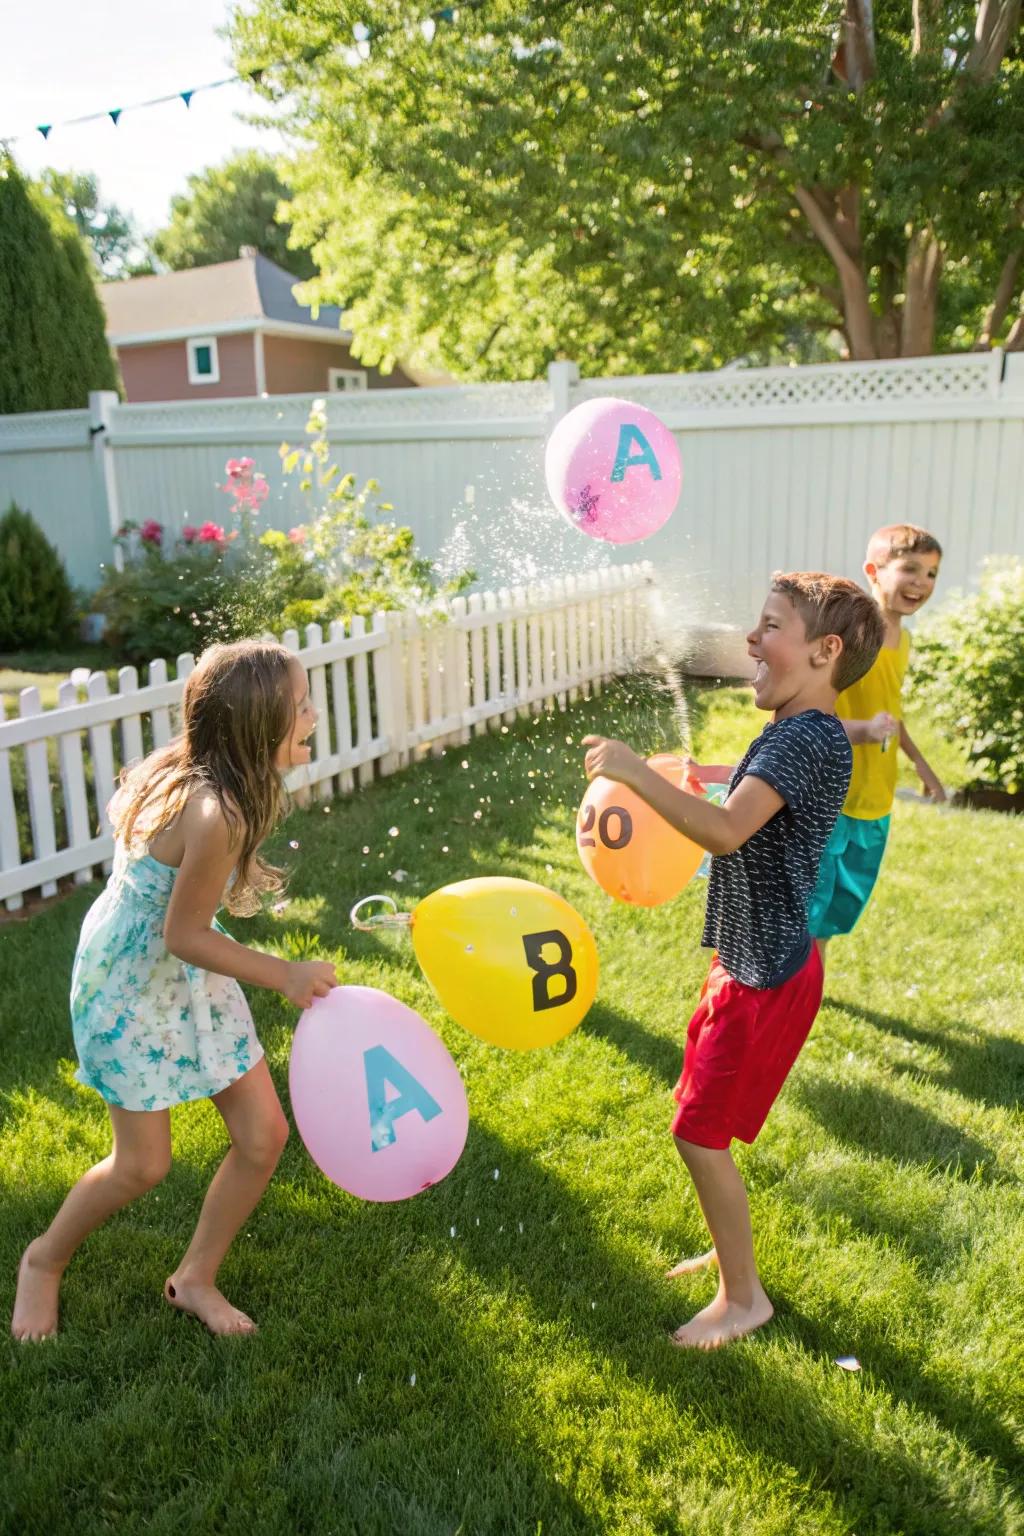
[544, 397, 682, 544]
[289, 985, 469, 1202]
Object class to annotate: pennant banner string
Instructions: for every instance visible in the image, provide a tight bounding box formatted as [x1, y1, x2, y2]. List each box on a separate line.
[0, 7, 470, 147]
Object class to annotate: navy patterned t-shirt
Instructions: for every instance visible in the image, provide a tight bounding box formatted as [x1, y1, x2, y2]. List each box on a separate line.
[703, 710, 852, 990]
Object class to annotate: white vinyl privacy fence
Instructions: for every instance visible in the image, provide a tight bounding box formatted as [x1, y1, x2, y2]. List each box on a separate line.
[2, 352, 1023, 658]
[0, 564, 653, 910]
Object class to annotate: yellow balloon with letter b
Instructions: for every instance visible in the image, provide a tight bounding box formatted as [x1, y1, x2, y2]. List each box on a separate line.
[411, 876, 599, 1050]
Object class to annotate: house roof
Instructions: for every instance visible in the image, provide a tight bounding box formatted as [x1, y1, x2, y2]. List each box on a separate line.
[101, 250, 350, 343]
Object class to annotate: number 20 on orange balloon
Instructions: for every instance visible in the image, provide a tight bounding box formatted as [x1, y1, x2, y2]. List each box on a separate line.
[576, 754, 706, 906]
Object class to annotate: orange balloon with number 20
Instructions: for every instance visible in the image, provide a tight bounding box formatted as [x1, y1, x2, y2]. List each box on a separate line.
[576, 754, 707, 906]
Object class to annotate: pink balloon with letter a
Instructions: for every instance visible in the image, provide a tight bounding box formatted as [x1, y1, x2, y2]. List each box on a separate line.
[289, 985, 469, 1202]
[544, 396, 682, 544]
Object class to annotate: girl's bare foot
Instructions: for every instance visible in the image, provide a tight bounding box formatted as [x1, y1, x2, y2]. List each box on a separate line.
[11, 1240, 63, 1341]
[164, 1275, 257, 1335]
[666, 1248, 717, 1279]
[669, 1285, 774, 1350]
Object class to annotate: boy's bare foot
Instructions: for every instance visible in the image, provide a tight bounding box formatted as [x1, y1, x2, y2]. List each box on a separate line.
[669, 1286, 774, 1350]
[164, 1276, 257, 1336]
[666, 1248, 718, 1278]
[11, 1240, 63, 1341]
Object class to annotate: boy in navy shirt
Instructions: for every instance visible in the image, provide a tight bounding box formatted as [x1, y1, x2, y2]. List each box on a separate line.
[583, 572, 883, 1348]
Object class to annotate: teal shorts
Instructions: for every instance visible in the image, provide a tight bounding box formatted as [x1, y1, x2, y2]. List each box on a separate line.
[807, 812, 891, 940]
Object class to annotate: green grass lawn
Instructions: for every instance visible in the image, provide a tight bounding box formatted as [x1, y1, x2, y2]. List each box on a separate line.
[2, 678, 1022, 1536]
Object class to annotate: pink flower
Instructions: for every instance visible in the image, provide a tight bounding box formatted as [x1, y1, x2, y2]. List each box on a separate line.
[181, 524, 200, 543]
[140, 520, 163, 546]
[219, 458, 268, 514]
[288, 525, 307, 544]
[198, 521, 226, 543]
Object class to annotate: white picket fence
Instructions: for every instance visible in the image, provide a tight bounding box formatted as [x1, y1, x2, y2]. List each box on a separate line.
[0, 563, 654, 910]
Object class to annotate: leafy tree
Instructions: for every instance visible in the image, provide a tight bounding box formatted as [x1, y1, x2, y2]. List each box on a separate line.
[230, 2, 1024, 376]
[40, 169, 152, 280]
[151, 150, 315, 278]
[0, 156, 120, 412]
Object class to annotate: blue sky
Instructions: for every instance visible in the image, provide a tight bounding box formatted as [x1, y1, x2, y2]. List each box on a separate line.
[0, 0, 286, 232]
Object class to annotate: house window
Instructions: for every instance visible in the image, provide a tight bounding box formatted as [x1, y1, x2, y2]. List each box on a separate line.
[328, 367, 368, 393]
[187, 336, 220, 385]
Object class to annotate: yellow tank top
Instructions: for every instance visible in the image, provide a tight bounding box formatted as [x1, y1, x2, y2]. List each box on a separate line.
[835, 628, 911, 820]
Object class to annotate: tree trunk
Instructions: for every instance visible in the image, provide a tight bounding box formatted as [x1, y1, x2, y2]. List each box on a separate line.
[901, 228, 943, 355]
[976, 246, 1023, 348]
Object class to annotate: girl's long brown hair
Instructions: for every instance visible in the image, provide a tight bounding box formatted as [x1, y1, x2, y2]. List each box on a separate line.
[112, 640, 297, 915]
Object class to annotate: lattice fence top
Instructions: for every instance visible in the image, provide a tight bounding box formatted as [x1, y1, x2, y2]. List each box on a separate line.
[575, 353, 1000, 414]
[105, 380, 554, 441]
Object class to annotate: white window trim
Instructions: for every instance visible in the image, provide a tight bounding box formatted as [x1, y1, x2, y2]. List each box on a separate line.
[187, 336, 220, 385]
[328, 366, 368, 393]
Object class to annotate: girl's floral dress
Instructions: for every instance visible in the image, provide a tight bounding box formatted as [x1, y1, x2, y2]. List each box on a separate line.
[71, 844, 263, 1111]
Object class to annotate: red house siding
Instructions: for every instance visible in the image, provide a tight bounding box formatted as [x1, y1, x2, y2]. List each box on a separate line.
[263, 335, 414, 394]
[116, 334, 257, 402]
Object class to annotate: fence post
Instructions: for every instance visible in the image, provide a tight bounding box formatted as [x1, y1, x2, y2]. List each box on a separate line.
[547, 359, 580, 425]
[89, 390, 123, 573]
[372, 610, 408, 776]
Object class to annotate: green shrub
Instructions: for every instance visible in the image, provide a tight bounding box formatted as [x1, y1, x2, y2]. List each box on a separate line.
[0, 503, 77, 649]
[910, 557, 1024, 792]
[92, 412, 473, 665]
[92, 522, 238, 665]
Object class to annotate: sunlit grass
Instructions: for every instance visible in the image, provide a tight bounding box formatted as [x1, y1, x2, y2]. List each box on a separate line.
[1, 680, 1021, 1535]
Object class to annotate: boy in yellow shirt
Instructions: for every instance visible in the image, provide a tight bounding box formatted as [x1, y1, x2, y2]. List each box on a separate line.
[809, 524, 945, 956]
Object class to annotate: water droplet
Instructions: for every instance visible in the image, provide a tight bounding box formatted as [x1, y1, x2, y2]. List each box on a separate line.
[465, 943, 474, 953]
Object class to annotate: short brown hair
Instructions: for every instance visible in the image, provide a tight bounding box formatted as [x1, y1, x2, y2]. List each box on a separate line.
[866, 523, 943, 566]
[771, 571, 885, 693]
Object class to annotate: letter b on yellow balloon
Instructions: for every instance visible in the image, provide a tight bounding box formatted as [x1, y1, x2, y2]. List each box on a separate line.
[411, 877, 599, 1050]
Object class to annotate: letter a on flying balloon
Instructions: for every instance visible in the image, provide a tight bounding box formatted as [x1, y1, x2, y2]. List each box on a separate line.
[609, 424, 662, 483]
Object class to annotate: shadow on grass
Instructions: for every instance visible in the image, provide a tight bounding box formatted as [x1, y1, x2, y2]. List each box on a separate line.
[6, 1053, 1021, 1533]
[826, 997, 1024, 1113]
[430, 1121, 1024, 1531]
[792, 1076, 1002, 1182]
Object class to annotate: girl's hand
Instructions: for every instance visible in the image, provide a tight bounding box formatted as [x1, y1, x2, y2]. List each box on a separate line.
[282, 960, 339, 1009]
[582, 735, 646, 788]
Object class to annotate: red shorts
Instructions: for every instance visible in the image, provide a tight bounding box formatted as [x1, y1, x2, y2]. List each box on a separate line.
[670, 947, 823, 1149]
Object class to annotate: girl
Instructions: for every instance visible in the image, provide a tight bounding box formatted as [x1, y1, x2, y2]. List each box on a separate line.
[12, 640, 337, 1340]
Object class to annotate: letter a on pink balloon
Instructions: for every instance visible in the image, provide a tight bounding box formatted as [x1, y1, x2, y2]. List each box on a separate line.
[544, 396, 682, 544]
[289, 985, 469, 1201]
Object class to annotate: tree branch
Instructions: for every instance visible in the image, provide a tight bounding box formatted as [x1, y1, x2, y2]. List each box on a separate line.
[965, 0, 1023, 84]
